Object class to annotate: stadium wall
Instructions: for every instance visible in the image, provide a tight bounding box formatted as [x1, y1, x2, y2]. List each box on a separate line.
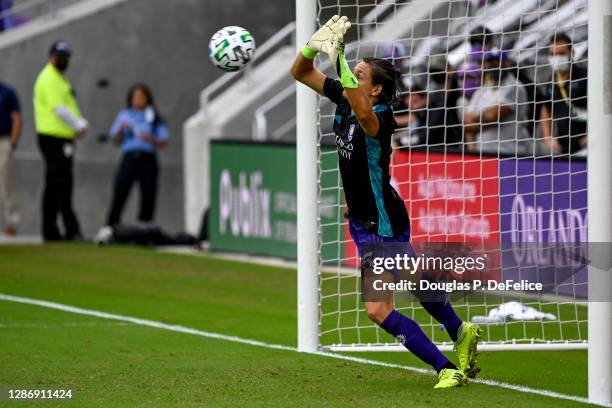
[0, 0, 294, 236]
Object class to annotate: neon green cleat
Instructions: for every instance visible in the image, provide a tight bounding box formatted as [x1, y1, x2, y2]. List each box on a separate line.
[433, 368, 468, 389]
[454, 322, 482, 378]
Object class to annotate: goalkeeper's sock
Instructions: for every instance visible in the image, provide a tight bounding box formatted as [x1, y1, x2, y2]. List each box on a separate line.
[420, 301, 463, 342]
[380, 309, 450, 372]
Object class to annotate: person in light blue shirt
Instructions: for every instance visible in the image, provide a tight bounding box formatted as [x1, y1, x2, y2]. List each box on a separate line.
[106, 83, 168, 226]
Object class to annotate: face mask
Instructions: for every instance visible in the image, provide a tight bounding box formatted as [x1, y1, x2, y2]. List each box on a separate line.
[55, 56, 70, 72]
[549, 55, 570, 72]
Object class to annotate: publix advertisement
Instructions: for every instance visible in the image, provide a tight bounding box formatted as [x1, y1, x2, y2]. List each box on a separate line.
[210, 142, 587, 292]
[209, 141, 342, 260]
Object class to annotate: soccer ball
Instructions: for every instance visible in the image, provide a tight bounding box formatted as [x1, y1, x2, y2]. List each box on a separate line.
[208, 26, 256, 72]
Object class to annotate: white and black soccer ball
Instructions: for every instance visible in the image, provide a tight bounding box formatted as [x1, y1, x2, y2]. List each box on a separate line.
[208, 26, 256, 72]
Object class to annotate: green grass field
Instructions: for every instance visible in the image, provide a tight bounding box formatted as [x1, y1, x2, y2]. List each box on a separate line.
[0, 244, 593, 407]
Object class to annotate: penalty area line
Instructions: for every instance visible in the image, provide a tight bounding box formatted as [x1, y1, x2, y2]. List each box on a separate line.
[0, 293, 601, 407]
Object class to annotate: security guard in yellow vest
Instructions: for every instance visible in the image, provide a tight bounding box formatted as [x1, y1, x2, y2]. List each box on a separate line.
[33, 41, 88, 241]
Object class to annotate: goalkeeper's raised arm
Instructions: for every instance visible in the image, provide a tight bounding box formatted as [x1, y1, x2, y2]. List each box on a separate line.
[289, 14, 349, 96]
[290, 15, 382, 136]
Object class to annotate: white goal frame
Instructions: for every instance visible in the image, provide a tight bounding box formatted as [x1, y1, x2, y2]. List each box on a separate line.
[295, 0, 611, 404]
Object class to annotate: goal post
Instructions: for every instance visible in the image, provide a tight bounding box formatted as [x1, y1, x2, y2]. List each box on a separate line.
[587, 0, 611, 404]
[296, 0, 319, 353]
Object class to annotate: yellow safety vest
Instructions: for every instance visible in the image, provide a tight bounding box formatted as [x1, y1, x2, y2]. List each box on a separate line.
[33, 63, 82, 139]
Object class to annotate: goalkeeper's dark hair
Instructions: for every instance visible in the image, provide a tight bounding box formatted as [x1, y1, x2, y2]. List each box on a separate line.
[363, 57, 402, 105]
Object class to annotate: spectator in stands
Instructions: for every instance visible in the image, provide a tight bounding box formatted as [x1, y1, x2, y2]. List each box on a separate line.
[458, 49, 531, 156]
[0, 80, 21, 236]
[34, 41, 88, 241]
[468, 25, 496, 66]
[424, 57, 462, 149]
[455, 60, 481, 107]
[538, 32, 587, 156]
[394, 79, 427, 147]
[105, 84, 168, 227]
[394, 58, 462, 150]
[505, 52, 545, 142]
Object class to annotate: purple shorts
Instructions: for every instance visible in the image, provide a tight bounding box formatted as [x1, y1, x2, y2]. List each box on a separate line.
[348, 220, 414, 258]
[349, 221, 416, 285]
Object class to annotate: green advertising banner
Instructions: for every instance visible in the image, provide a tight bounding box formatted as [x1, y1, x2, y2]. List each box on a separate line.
[210, 141, 343, 260]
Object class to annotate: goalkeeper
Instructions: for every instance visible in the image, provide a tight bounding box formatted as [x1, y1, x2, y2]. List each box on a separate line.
[290, 16, 481, 388]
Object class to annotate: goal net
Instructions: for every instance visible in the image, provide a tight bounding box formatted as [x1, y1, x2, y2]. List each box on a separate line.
[316, 0, 589, 352]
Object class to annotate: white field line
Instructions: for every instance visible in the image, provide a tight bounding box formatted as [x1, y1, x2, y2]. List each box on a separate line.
[0, 321, 129, 328]
[0, 293, 604, 408]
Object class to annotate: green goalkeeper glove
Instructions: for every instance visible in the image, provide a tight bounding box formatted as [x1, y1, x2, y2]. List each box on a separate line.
[301, 15, 357, 89]
[325, 16, 357, 89]
[302, 15, 351, 63]
[302, 15, 339, 59]
[335, 42, 358, 89]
